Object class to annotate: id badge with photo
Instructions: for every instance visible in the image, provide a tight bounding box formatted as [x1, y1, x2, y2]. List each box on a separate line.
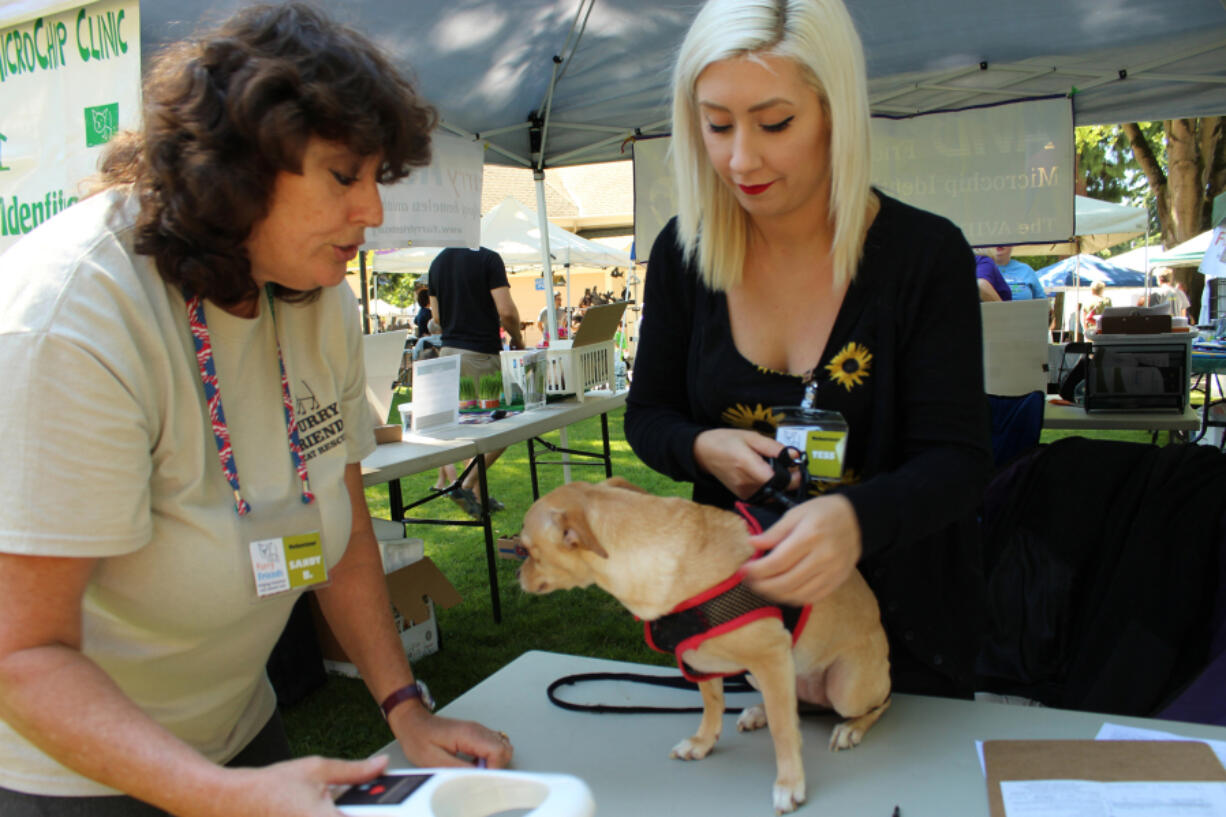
[772, 405, 849, 484]
[239, 495, 329, 602]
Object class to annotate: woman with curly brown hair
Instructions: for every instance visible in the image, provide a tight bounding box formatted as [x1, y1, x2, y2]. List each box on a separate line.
[0, 5, 510, 815]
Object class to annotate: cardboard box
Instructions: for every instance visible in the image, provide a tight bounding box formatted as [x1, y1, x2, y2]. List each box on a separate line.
[309, 556, 462, 677]
[370, 517, 424, 573]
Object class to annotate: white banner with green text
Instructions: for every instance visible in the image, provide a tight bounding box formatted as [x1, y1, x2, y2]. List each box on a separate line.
[0, 0, 140, 254]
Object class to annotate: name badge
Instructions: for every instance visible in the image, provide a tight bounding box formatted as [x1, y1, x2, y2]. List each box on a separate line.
[249, 532, 327, 598]
[776, 426, 848, 481]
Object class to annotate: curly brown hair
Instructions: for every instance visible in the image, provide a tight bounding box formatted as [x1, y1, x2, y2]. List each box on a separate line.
[99, 3, 436, 308]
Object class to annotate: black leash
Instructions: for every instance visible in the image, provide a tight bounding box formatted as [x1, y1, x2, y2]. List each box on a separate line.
[546, 671, 756, 714]
[743, 447, 808, 509]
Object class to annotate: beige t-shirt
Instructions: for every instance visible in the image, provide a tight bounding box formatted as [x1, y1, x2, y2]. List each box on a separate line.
[0, 190, 376, 795]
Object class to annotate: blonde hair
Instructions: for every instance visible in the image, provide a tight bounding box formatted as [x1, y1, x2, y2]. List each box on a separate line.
[670, 0, 873, 292]
[1090, 281, 1106, 295]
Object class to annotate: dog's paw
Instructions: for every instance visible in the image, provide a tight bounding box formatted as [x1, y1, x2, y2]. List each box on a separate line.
[670, 735, 717, 760]
[829, 720, 865, 751]
[736, 704, 767, 732]
[772, 779, 806, 814]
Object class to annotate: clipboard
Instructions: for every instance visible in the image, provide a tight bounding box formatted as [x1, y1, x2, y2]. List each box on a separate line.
[983, 740, 1226, 817]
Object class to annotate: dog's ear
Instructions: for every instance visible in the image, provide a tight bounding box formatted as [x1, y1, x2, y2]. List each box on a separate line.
[602, 476, 647, 494]
[555, 508, 609, 559]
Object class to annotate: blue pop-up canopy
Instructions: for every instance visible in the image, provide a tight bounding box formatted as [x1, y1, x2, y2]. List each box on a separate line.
[1037, 254, 1149, 289]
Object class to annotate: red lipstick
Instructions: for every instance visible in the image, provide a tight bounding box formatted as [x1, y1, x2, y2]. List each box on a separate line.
[738, 182, 774, 196]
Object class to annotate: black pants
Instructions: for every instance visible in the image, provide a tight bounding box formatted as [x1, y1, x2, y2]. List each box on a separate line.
[0, 711, 292, 816]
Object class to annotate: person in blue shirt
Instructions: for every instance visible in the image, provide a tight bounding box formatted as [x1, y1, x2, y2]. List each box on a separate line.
[975, 254, 1012, 302]
[993, 246, 1045, 300]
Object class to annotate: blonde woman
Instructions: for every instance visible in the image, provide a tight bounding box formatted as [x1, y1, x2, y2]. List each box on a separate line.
[624, 0, 991, 699]
[1082, 280, 1113, 332]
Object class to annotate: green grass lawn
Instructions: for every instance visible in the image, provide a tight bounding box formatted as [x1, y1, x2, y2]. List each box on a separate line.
[280, 394, 1206, 759]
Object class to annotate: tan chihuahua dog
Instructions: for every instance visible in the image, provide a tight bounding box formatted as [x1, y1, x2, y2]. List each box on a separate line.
[517, 477, 891, 814]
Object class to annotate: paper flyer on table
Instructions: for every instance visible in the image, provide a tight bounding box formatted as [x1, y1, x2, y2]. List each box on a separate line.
[1000, 779, 1226, 816]
[410, 356, 461, 432]
[1095, 723, 1226, 768]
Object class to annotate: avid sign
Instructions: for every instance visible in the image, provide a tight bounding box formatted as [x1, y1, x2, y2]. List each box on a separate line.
[0, 0, 140, 254]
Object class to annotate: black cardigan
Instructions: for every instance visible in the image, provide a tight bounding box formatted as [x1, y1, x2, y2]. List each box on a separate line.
[625, 194, 992, 693]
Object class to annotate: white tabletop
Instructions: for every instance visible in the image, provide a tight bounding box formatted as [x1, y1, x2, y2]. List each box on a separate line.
[381, 651, 1226, 817]
[360, 392, 626, 487]
[399, 391, 627, 455]
[1042, 399, 1201, 431]
[360, 437, 479, 488]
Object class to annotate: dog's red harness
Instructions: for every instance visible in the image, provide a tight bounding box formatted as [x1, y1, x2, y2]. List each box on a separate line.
[643, 503, 812, 682]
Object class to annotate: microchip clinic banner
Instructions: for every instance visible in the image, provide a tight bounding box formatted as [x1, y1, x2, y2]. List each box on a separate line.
[633, 97, 1074, 258]
[362, 131, 484, 251]
[0, 0, 141, 254]
[870, 97, 1074, 248]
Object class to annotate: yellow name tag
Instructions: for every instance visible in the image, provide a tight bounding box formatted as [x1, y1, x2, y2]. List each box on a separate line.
[776, 425, 848, 482]
[803, 429, 847, 481]
[249, 532, 327, 598]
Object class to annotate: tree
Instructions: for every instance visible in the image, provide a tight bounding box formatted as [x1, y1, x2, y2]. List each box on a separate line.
[374, 271, 420, 308]
[1078, 118, 1225, 316]
[1123, 118, 1224, 250]
[1074, 124, 1145, 202]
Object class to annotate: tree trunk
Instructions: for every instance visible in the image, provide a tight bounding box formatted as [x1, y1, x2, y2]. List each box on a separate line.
[1123, 122, 1171, 245]
[1166, 119, 1202, 246]
[1202, 117, 1225, 224]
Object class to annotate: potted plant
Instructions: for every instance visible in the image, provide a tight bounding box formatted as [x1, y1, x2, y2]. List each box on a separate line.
[478, 374, 503, 409]
[458, 376, 478, 409]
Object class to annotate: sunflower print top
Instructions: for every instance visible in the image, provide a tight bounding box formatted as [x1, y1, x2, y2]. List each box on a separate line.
[705, 283, 879, 500]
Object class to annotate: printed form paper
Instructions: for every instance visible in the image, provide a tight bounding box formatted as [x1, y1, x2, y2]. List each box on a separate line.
[1001, 780, 1226, 817]
[1096, 723, 1226, 769]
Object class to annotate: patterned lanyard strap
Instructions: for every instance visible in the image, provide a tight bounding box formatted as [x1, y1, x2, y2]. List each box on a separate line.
[185, 287, 315, 516]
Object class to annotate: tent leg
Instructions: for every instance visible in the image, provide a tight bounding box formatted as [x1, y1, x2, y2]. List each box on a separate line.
[534, 172, 558, 344]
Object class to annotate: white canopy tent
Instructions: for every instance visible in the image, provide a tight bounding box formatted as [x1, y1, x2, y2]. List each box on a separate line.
[371, 196, 632, 274]
[1107, 244, 1156, 273]
[8, 0, 1226, 335]
[124, 0, 1226, 338]
[1009, 196, 1149, 256]
[122, 0, 1226, 170]
[1150, 230, 1216, 268]
[1110, 231, 1215, 274]
[368, 298, 411, 317]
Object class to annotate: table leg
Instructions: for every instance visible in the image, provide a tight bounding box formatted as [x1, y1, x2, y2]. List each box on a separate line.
[528, 438, 540, 500]
[601, 413, 612, 478]
[388, 460, 502, 624]
[389, 478, 404, 519]
[475, 454, 502, 624]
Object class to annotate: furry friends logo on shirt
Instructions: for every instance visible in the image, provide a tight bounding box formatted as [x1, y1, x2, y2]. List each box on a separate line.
[295, 380, 344, 462]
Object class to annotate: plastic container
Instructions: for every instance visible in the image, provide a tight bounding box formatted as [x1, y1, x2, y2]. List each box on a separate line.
[772, 405, 849, 483]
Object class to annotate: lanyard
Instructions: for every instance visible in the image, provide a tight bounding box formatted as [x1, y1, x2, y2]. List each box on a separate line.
[185, 286, 315, 516]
